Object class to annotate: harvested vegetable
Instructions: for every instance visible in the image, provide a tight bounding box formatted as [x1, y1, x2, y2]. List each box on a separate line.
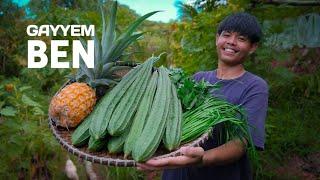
[181, 97, 249, 143]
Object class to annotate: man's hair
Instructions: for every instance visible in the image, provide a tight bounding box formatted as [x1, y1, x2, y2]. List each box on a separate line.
[217, 12, 262, 43]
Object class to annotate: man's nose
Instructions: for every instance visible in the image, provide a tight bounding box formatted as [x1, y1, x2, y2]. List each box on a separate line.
[227, 36, 237, 45]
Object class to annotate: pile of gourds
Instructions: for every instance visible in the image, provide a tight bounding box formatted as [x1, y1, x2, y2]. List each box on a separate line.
[71, 56, 182, 162]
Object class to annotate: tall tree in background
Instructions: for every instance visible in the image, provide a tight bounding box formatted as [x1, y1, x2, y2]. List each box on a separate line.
[174, 0, 198, 20]
[0, 0, 27, 76]
[188, 0, 226, 12]
[175, 0, 226, 21]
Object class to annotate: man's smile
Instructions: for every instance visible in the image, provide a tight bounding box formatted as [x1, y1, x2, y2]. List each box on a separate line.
[222, 46, 240, 55]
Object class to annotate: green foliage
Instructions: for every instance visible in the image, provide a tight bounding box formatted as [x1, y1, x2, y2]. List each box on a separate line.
[251, 3, 320, 21]
[106, 166, 146, 180]
[169, 14, 217, 73]
[262, 13, 320, 49]
[0, 76, 67, 179]
[0, 106, 17, 116]
[0, 1, 29, 76]
[175, 1, 199, 20]
[256, 71, 320, 178]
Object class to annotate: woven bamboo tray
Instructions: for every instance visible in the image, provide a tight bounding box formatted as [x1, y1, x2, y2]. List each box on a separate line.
[48, 62, 210, 167]
[48, 119, 209, 167]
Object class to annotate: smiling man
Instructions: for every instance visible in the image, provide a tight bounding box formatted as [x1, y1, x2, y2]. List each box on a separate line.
[137, 12, 269, 180]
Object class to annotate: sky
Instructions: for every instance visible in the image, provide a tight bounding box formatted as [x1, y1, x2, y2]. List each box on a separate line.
[118, 0, 179, 23]
[12, 0, 184, 23]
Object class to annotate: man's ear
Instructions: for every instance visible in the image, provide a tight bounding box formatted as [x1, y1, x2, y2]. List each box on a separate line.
[249, 43, 258, 54]
[215, 34, 219, 46]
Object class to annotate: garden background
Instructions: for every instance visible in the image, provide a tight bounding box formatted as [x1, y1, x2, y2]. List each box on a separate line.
[0, 0, 319, 179]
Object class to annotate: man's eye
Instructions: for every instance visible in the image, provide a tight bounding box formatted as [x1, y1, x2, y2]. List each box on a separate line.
[222, 33, 230, 37]
[238, 37, 247, 41]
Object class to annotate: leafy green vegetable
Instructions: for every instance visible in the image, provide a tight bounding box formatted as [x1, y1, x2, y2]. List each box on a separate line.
[168, 68, 219, 111]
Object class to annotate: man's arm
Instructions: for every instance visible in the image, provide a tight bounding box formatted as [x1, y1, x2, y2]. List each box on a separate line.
[202, 138, 247, 166]
[137, 138, 247, 171]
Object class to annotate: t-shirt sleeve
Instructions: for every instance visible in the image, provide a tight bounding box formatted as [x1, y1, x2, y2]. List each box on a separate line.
[240, 79, 269, 150]
[193, 71, 205, 82]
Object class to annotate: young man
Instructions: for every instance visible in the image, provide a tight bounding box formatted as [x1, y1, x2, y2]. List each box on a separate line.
[137, 12, 269, 180]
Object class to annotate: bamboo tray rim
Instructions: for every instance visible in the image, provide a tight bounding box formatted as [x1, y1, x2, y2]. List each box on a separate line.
[48, 117, 209, 167]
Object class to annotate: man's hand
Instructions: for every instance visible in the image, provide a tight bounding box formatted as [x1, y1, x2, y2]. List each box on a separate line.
[137, 138, 247, 171]
[137, 146, 204, 171]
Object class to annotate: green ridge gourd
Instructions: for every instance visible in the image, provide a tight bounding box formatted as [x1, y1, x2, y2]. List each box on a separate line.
[88, 136, 107, 152]
[107, 130, 130, 153]
[163, 81, 182, 151]
[94, 59, 152, 138]
[107, 57, 155, 135]
[132, 67, 171, 162]
[71, 117, 91, 147]
[123, 70, 158, 156]
[89, 63, 145, 140]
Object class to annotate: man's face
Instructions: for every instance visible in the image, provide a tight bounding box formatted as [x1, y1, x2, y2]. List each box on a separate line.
[216, 31, 257, 66]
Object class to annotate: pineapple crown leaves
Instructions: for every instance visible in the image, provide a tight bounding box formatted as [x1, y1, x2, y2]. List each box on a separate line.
[101, 2, 160, 64]
[76, 37, 94, 83]
[100, 1, 116, 63]
[76, 1, 160, 88]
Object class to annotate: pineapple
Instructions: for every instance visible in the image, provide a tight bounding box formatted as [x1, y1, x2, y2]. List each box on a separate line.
[49, 82, 96, 128]
[49, 1, 158, 128]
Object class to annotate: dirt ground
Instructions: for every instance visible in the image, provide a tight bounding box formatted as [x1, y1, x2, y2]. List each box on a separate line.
[275, 152, 320, 180]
